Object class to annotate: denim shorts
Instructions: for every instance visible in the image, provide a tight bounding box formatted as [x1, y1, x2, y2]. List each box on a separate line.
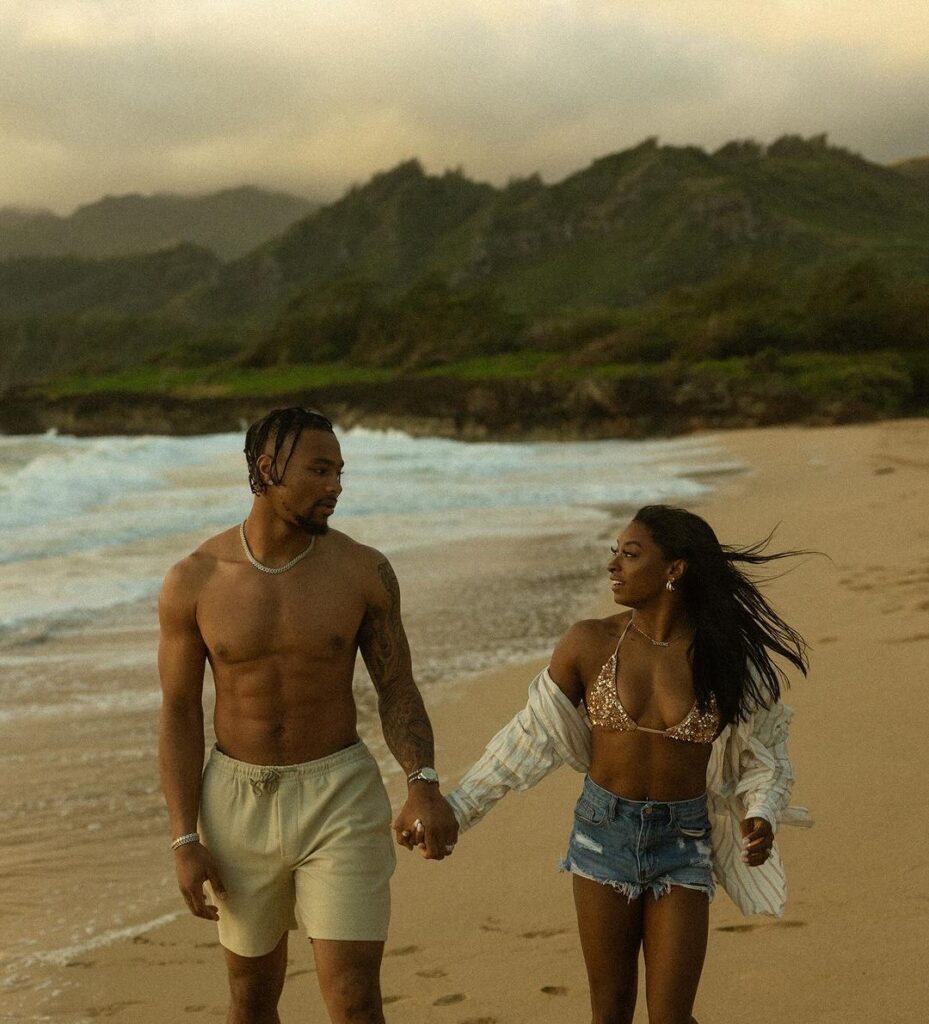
[560, 776, 715, 902]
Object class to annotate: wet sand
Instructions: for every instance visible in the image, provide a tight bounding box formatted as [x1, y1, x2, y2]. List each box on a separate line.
[6, 420, 929, 1023]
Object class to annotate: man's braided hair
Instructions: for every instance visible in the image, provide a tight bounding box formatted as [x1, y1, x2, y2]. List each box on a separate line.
[243, 407, 334, 495]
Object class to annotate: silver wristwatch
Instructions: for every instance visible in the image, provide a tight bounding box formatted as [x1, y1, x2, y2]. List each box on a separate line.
[407, 767, 439, 785]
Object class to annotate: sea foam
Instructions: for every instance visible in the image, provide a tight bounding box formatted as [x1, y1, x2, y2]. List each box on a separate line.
[0, 427, 742, 629]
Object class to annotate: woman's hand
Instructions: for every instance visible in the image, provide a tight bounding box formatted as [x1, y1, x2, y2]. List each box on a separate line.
[740, 816, 774, 867]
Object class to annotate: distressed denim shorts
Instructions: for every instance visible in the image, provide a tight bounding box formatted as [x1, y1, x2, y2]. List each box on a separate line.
[560, 776, 715, 902]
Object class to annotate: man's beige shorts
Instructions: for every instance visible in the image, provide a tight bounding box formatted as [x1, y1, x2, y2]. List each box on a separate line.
[200, 741, 396, 957]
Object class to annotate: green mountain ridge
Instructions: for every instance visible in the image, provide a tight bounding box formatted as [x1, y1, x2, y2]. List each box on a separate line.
[892, 156, 929, 187]
[0, 245, 220, 318]
[186, 162, 497, 322]
[0, 186, 317, 262]
[186, 135, 929, 327]
[2, 135, 929, 398]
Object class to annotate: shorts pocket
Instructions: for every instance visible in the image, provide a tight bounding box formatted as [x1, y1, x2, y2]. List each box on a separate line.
[675, 814, 711, 839]
[674, 803, 711, 839]
[574, 795, 607, 826]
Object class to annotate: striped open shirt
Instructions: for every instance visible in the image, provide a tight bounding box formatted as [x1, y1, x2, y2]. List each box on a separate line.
[445, 667, 812, 917]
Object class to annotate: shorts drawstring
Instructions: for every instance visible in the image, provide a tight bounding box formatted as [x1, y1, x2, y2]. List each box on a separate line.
[250, 768, 282, 795]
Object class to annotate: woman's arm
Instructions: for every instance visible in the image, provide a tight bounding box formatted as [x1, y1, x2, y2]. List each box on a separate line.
[547, 622, 590, 706]
[444, 623, 596, 831]
[443, 668, 591, 830]
[734, 701, 797, 831]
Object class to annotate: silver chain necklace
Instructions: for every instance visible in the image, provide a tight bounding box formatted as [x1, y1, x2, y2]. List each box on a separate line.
[630, 617, 684, 648]
[240, 521, 316, 575]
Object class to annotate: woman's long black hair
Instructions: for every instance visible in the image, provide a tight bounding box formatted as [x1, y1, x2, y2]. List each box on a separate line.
[633, 505, 810, 726]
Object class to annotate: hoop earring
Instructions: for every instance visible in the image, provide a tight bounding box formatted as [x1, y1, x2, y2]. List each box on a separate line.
[666, 579, 675, 592]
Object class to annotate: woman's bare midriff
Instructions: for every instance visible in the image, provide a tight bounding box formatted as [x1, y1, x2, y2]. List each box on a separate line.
[588, 727, 712, 802]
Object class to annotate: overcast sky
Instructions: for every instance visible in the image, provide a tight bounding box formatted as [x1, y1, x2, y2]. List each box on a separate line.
[3, 0, 928, 213]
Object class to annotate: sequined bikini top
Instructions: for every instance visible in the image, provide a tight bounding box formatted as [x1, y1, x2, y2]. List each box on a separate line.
[585, 620, 720, 743]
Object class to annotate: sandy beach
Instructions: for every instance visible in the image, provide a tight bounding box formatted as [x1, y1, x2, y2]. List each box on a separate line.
[6, 419, 929, 1023]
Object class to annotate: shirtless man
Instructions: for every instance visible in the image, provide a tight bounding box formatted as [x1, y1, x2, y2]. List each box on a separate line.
[158, 407, 458, 1024]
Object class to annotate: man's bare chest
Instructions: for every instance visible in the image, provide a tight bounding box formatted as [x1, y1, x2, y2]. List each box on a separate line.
[197, 570, 367, 667]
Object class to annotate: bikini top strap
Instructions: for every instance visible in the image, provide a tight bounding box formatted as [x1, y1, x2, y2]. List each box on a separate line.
[611, 617, 634, 681]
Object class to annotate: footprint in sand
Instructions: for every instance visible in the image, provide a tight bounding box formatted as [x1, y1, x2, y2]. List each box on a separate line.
[521, 927, 569, 939]
[386, 944, 420, 957]
[459, 1018, 498, 1023]
[383, 995, 404, 1005]
[717, 920, 806, 933]
[416, 968, 448, 978]
[433, 993, 466, 1005]
[94, 1001, 143, 1014]
[184, 1006, 207, 1013]
[541, 985, 568, 995]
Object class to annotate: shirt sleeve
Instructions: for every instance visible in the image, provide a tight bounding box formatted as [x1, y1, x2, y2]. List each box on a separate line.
[733, 701, 797, 832]
[445, 669, 589, 832]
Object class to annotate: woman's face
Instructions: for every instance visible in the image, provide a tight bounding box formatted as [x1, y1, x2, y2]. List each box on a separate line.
[607, 519, 678, 608]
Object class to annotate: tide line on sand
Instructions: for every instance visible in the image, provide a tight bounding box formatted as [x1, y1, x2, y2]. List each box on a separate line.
[8, 912, 183, 971]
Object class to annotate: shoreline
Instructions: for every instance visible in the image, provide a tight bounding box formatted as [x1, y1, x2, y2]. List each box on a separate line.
[1, 374, 920, 442]
[8, 419, 929, 1023]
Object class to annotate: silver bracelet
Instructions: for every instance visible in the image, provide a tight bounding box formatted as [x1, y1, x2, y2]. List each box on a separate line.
[170, 832, 200, 851]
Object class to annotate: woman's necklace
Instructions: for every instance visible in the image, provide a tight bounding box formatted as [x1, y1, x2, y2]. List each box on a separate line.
[630, 616, 685, 648]
[240, 521, 316, 575]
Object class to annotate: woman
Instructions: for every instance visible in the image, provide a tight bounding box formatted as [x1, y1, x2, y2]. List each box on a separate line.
[438, 505, 812, 1024]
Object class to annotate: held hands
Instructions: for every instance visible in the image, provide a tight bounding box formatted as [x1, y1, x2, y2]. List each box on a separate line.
[393, 785, 459, 860]
[174, 842, 227, 920]
[740, 816, 774, 867]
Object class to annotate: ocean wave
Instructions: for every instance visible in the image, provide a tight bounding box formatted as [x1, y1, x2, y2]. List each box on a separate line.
[0, 689, 161, 724]
[0, 429, 744, 626]
[9, 912, 182, 969]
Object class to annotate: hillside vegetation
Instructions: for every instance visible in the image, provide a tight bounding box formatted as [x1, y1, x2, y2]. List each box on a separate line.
[0, 186, 316, 262]
[2, 134, 929, 433]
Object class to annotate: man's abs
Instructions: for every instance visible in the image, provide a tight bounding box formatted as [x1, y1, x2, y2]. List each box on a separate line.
[197, 554, 371, 766]
[211, 658, 362, 766]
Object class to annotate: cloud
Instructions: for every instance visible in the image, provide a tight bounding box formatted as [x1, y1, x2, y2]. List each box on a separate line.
[1, 1, 928, 211]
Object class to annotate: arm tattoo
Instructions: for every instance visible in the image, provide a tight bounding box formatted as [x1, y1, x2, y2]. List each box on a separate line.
[359, 560, 435, 775]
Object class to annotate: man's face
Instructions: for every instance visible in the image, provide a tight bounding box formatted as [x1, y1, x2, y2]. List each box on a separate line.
[263, 429, 343, 534]
[607, 519, 675, 607]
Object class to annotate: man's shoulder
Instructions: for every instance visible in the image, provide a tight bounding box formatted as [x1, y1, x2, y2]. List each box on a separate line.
[323, 531, 399, 604]
[163, 527, 238, 593]
[325, 529, 389, 572]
